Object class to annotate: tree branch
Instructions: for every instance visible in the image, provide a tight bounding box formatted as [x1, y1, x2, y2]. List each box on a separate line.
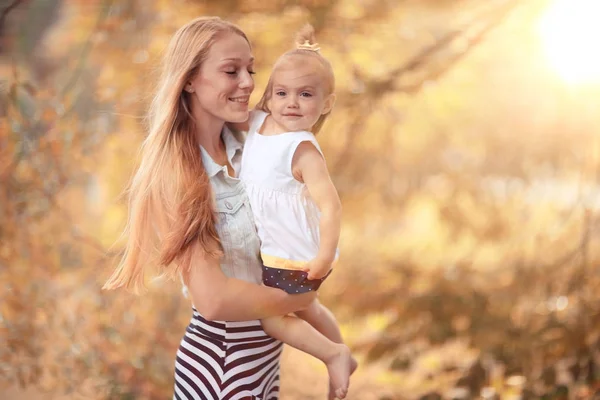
[331, 0, 522, 174]
[394, 0, 521, 94]
[0, 0, 24, 41]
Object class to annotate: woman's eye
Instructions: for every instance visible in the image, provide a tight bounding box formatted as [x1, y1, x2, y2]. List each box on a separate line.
[226, 69, 255, 76]
[276, 91, 286, 96]
[300, 92, 312, 97]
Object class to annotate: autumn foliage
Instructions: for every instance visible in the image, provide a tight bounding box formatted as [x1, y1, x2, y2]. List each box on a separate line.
[3, 0, 600, 399]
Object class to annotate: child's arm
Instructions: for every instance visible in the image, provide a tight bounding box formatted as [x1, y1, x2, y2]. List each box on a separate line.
[292, 141, 341, 280]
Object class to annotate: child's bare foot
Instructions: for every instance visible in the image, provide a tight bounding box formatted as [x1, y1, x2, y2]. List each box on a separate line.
[350, 355, 358, 375]
[328, 383, 337, 400]
[328, 355, 358, 399]
[324, 344, 352, 399]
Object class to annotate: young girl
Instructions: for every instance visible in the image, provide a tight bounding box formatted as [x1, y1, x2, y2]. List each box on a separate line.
[239, 25, 357, 399]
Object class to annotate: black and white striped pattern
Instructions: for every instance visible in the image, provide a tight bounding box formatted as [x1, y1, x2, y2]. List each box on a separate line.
[174, 308, 283, 400]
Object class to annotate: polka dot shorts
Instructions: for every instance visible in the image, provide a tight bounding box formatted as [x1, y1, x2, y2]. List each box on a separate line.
[262, 265, 332, 294]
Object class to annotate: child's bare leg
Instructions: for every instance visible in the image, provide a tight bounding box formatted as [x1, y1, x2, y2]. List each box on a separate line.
[295, 300, 359, 399]
[295, 299, 344, 342]
[261, 314, 351, 399]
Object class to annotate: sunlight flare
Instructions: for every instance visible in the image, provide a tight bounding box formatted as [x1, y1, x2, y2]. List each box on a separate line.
[538, 0, 600, 84]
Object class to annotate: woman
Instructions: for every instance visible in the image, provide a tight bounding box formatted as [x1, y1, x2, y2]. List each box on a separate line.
[103, 17, 316, 399]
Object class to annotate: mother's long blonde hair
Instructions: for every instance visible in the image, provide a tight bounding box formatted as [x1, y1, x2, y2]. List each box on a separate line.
[103, 17, 249, 293]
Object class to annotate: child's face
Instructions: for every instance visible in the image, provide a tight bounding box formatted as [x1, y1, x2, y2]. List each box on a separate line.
[267, 58, 333, 133]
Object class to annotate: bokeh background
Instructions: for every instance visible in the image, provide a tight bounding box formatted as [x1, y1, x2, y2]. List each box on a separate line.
[2, 0, 600, 398]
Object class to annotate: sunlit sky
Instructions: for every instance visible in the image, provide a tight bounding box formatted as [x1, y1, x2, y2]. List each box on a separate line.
[538, 0, 600, 85]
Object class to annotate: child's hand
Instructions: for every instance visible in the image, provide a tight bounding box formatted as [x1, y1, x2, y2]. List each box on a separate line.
[303, 257, 332, 280]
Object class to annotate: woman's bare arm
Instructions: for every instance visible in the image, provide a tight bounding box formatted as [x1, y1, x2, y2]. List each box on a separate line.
[183, 242, 316, 321]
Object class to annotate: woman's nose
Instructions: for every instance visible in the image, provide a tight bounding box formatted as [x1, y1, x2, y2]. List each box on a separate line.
[239, 70, 254, 90]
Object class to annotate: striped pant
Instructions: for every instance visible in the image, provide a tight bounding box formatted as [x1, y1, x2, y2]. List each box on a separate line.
[173, 309, 283, 400]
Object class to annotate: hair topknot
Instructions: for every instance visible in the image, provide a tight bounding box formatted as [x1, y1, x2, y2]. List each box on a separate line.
[294, 24, 317, 47]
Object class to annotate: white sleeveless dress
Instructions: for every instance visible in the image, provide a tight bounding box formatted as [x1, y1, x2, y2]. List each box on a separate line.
[239, 111, 337, 294]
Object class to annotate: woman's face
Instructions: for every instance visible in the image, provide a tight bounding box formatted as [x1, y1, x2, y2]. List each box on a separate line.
[187, 32, 255, 123]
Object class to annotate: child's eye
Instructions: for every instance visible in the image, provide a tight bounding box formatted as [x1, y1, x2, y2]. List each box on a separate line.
[248, 70, 256, 75]
[300, 92, 313, 97]
[275, 91, 286, 96]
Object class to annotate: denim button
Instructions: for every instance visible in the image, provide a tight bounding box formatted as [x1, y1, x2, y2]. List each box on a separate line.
[225, 200, 233, 210]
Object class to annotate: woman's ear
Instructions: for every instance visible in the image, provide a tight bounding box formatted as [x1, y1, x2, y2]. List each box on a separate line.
[322, 93, 336, 114]
[185, 83, 195, 93]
